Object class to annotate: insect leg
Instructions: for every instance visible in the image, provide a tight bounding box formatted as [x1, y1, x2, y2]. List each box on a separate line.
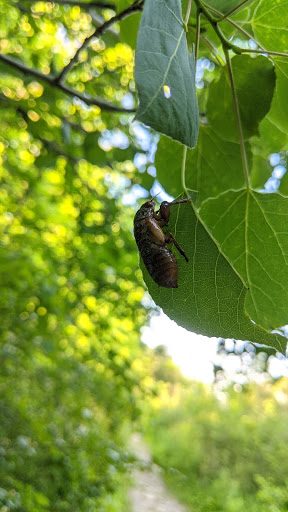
[165, 232, 189, 262]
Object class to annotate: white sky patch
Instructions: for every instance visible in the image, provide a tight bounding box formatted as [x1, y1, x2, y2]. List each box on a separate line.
[141, 312, 288, 384]
[163, 85, 171, 98]
[141, 311, 218, 383]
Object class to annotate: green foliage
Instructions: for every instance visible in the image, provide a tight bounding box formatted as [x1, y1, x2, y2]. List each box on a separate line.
[155, 128, 248, 200]
[252, 1, 288, 52]
[134, 0, 288, 349]
[146, 381, 288, 512]
[141, 203, 285, 351]
[0, 113, 145, 507]
[0, 1, 155, 508]
[134, 0, 199, 148]
[200, 191, 288, 330]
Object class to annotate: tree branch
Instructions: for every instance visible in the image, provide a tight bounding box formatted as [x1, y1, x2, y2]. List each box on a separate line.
[205, 4, 260, 47]
[194, 0, 241, 53]
[195, 0, 288, 59]
[0, 53, 135, 112]
[55, 0, 144, 84]
[217, 0, 250, 21]
[23, 0, 116, 9]
[89, 10, 119, 36]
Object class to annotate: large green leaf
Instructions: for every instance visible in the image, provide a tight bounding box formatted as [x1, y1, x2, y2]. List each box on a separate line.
[140, 202, 286, 352]
[252, 0, 288, 52]
[155, 128, 247, 201]
[206, 55, 276, 143]
[134, 0, 199, 148]
[200, 190, 288, 330]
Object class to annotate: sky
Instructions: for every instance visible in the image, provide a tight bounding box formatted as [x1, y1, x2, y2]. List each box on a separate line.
[141, 310, 288, 384]
[141, 311, 219, 383]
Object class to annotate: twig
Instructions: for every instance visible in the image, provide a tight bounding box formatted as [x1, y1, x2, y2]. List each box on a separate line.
[202, 2, 288, 57]
[0, 53, 135, 112]
[199, 33, 224, 66]
[195, 9, 201, 66]
[194, 0, 241, 53]
[89, 10, 119, 36]
[14, 2, 31, 14]
[217, 0, 250, 21]
[203, 2, 259, 43]
[55, 0, 144, 84]
[2, 93, 88, 132]
[194, 0, 288, 59]
[239, 48, 288, 58]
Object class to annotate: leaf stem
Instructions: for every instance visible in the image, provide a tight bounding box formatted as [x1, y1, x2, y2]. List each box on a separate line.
[217, 0, 250, 21]
[198, 0, 288, 59]
[181, 4, 201, 200]
[224, 47, 250, 188]
[240, 48, 288, 58]
[193, 0, 241, 53]
[181, 146, 190, 198]
[195, 9, 201, 66]
[203, 3, 261, 46]
[199, 34, 225, 66]
[184, 0, 192, 25]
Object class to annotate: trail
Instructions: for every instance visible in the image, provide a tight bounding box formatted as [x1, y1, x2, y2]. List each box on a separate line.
[128, 433, 187, 512]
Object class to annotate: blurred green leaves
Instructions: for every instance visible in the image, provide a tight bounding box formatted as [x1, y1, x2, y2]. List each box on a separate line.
[0, 1, 157, 508]
[147, 379, 288, 512]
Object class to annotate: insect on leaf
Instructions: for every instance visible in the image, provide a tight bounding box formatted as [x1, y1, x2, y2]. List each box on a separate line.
[140, 202, 286, 353]
[134, 0, 199, 148]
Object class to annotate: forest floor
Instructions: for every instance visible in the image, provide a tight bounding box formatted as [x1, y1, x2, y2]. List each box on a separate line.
[128, 433, 187, 512]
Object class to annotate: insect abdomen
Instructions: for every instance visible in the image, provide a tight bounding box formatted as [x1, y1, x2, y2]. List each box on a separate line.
[144, 245, 178, 288]
[134, 205, 178, 288]
[134, 231, 178, 288]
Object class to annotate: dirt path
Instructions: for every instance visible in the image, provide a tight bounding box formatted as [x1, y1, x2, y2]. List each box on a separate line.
[128, 433, 187, 512]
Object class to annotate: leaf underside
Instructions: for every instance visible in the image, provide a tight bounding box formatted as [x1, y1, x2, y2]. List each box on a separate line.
[134, 0, 199, 148]
[140, 203, 286, 353]
[200, 190, 288, 331]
